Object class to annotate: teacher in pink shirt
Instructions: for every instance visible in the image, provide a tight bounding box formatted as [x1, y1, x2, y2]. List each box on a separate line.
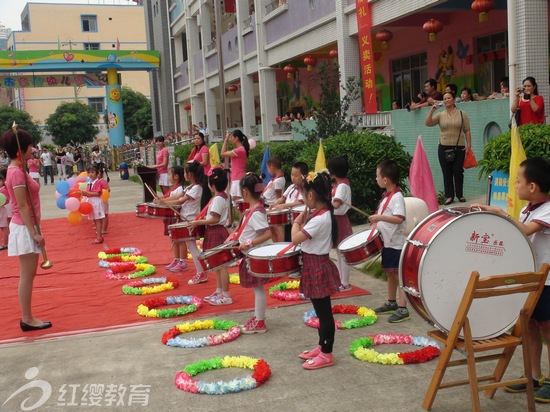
[151, 136, 170, 195]
[189, 132, 212, 208]
[221, 129, 249, 206]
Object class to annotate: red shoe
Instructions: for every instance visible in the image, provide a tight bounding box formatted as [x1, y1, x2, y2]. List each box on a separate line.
[298, 345, 321, 360]
[302, 353, 334, 370]
[188, 272, 208, 285]
[240, 316, 267, 334]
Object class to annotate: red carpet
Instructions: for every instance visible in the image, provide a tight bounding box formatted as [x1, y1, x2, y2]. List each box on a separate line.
[0, 212, 370, 345]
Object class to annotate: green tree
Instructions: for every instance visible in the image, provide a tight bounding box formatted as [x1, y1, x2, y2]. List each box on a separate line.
[301, 61, 361, 142]
[45, 102, 99, 146]
[0, 106, 42, 144]
[121, 86, 153, 141]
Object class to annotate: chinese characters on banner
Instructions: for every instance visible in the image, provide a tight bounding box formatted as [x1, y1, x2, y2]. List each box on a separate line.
[355, 0, 377, 113]
[0, 73, 108, 88]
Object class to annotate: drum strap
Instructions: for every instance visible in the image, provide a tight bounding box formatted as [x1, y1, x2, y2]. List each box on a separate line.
[162, 183, 182, 199]
[368, 187, 400, 241]
[227, 203, 263, 242]
[195, 197, 214, 221]
[261, 174, 284, 196]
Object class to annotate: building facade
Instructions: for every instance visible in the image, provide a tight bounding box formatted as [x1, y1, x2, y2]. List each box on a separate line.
[6, 3, 151, 141]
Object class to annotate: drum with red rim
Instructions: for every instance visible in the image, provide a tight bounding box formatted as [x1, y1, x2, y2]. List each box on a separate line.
[168, 222, 199, 242]
[198, 241, 242, 272]
[399, 207, 536, 339]
[267, 208, 291, 226]
[246, 242, 302, 278]
[136, 203, 148, 218]
[338, 229, 383, 265]
[147, 203, 181, 219]
[291, 204, 307, 223]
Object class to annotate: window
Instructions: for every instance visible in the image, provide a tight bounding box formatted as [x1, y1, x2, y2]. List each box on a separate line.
[84, 43, 100, 50]
[476, 32, 507, 96]
[81, 15, 98, 32]
[391, 52, 427, 106]
[89, 97, 105, 114]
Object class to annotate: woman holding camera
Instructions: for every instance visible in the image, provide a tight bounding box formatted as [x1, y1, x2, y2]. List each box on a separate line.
[425, 91, 471, 205]
[511, 77, 545, 125]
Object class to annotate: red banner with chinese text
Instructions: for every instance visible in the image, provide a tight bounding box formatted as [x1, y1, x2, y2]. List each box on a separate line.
[355, 0, 376, 113]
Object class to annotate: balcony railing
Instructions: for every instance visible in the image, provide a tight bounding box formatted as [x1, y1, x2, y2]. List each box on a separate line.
[266, 0, 287, 15]
[272, 122, 292, 135]
[206, 42, 217, 53]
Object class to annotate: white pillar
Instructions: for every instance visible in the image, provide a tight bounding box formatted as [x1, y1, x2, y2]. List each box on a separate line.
[186, 15, 200, 126]
[236, 0, 256, 136]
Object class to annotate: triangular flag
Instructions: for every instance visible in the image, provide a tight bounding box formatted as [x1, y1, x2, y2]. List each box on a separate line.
[57, 36, 61, 50]
[209, 143, 220, 167]
[507, 120, 527, 218]
[116, 37, 120, 50]
[315, 139, 326, 172]
[409, 136, 439, 213]
[260, 146, 272, 185]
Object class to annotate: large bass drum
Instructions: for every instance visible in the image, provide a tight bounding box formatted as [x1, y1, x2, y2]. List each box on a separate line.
[400, 207, 536, 340]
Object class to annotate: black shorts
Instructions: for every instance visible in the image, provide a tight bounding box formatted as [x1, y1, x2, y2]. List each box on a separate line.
[381, 247, 401, 269]
[532, 286, 550, 324]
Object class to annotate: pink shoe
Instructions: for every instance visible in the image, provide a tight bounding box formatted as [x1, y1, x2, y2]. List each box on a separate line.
[302, 353, 334, 370]
[165, 259, 178, 270]
[188, 272, 208, 285]
[208, 295, 233, 306]
[240, 317, 267, 334]
[169, 261, 189, 272]
[203, 292, 221, 303]
[298, 345, 322, 360]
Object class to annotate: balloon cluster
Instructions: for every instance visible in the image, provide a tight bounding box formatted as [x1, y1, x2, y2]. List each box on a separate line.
[55, 172, 110, 225]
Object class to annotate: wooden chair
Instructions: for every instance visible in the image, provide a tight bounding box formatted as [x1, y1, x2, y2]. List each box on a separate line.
[423, 263, 550, 412]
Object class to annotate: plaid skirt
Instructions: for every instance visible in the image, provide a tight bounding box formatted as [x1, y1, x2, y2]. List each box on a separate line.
[203, 225, 229, 250]
[239, 256, 269, 288]
[300, 252, 340, 299]
[335, 214, 352, 246]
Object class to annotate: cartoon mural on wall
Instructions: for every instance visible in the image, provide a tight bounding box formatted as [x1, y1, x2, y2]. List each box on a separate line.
[276, 68, 320, 116]
[435, 46, 454, 93]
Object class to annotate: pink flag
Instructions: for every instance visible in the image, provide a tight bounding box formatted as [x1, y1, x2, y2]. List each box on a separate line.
[116, 38, 120, 50]
[409, 136, 439, 213]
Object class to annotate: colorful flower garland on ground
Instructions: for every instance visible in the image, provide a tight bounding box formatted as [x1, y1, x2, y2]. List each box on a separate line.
[122, 276, 178, 295]
[137, 295, 203, 318]
[174, 356, 271, 395]
[268, 280, 308, 301]
[162, 320, 241, 348]
[99, 255, 148, 265]
[98, 247, 142, 259]
[350, 334, 441, 365]
[104, 262, 156, 280]
[303, 305, 377, 329]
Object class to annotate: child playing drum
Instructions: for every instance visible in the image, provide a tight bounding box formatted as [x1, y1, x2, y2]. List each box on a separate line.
[327, 156, 353, 292]
[292, 171, 341, 369]
[370, 159, 409, 323]
[473, 157, 550, 402]
[235, 173, 272, 333]
[264, 156, 286, 242]
[189, 167, 232, 304]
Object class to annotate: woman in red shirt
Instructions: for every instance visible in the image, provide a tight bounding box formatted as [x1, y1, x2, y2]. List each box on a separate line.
[511, 76, 545, 125]
[188, 132, 212, 208]
[27, 150, 41, 186]
[221, 130, 249, 207]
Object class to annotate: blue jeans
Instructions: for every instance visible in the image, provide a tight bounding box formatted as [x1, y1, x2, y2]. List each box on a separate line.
[43, 165, 54, 184]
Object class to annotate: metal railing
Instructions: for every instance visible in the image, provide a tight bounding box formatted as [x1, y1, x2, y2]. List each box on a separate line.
[266, 0, 287, 15]
[351, 112, 392, 128]
[206, 42, 217, 53]
[272, 122, 292, 134]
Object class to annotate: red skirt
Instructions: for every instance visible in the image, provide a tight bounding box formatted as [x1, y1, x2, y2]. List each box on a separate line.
[203, 225, 229, 250]
[239, 256, 269, 288]
[300, 252, 340, 299]
[335, 214, 352, 246]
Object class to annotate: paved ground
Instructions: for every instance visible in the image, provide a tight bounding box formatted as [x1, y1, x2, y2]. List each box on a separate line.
[0, 173, 537, 411]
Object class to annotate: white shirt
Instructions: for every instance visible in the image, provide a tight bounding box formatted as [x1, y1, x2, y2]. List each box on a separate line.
[282, 183, 302, 204]
[522, 201, 550, 281]
[301, 210, 333, 254]
[207, 194, 229, 226]
[263, 175, 285, 205]
[376, 191, 407, 250]
[333, 181, 351, 216]
[238, 209, 270, 245]
[65, 152, 74, 165]
[180, 184, 202, 220]
[40, 152, 52, 166]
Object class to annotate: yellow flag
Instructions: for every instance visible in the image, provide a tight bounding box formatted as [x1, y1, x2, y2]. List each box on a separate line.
[507, 123, 527, 218]
[209, 143, 220, 167]
[315, 140, 327, 172]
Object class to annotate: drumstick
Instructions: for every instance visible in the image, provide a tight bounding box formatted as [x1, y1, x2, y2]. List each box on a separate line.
[363, 253, 381, 271]
[144, 182, 159, 199]
[145, 182, 189, 222]
[341, 200, 370, 219]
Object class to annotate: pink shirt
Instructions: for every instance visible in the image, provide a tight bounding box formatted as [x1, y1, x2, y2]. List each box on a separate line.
[156, 148, 169, 174]
[6, 166, 41, 225]
[193, 145, 211, 176]
[27, 158, 40, 173]
[231, 146, 247, 181]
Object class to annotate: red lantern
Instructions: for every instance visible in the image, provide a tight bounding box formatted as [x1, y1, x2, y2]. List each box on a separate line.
[471, 0, 494, 23]
[228, 84, 238, 94]
[329, 49, 338, 59]
[183, 104, 191, 111]
[283, 64, 296, 79]
[422, 19, 443, 42]
[303, 55, 317, 72]
[375, 30, 393, 51]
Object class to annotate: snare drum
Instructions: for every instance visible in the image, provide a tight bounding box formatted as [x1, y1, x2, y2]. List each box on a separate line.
[168, 222, 199, 242]
[337, 229, 383, 265]
[136, 203, 148, 218]
[246, 242, 302, 278]
[291, 204, 307, 222]
[267, 208, 291, 226]
[147, 203, 181, 219]
[400, 207, 536, 339]
[236, 200, 250, 214]
[198, 241, 242, 272]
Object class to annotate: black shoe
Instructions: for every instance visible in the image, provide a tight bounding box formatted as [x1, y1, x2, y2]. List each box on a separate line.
[20, 320, 52, 332]
[459, 197, 466, 203]
[444, 198, 453, 206]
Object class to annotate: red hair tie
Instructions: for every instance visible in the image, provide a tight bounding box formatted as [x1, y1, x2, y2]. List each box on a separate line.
[254, 183, 264, 193]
